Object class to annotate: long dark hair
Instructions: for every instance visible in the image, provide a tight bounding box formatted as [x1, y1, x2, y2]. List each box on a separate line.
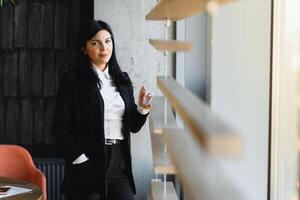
[79, 20, 132, 88]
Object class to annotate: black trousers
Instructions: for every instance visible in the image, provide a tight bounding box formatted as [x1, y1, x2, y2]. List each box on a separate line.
[65, 143, 136, 200]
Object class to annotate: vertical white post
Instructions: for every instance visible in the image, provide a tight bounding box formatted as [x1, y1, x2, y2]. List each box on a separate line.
[163, 18, 171, 198]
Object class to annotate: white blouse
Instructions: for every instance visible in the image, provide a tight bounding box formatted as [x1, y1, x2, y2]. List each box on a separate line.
[93, 64, 125, 140]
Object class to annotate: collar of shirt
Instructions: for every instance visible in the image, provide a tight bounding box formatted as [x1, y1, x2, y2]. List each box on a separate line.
[91, 63, 110, 81]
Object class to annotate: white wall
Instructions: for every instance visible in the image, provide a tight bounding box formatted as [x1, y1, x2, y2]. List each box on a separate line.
[94, 1, 165, 199]
[210, 0, 271, 199]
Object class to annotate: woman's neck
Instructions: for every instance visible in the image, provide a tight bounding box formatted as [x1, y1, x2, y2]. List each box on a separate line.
[92, 62, 107, 71]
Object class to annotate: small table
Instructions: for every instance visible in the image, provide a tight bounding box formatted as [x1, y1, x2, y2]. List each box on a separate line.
[0, 177, 42, 200]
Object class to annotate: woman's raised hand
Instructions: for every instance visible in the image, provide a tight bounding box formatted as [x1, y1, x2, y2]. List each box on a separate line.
[138, 86, 152, 109]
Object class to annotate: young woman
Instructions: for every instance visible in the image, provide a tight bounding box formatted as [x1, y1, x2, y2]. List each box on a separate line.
[51, 20, 152, 200]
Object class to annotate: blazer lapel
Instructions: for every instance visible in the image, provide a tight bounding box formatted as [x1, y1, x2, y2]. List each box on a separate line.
[78, 65, 105, 121]
[88, 86, 104, 119]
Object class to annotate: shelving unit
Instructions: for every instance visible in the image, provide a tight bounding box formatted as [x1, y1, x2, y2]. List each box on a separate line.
[149, 96, 177, 134]
[145, 0, 240, 199]
[148, 180, 178, 200]
[150, 132, 177, 174]
[157, 76, 241, 157]
[149, 39, 192, 52]
[146, 0, 232, 21]
[162, 128, 242, 200]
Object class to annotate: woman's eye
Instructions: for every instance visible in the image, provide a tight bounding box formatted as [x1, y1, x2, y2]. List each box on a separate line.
[105, 40, 111, 44]
[92, 41, 100, 46]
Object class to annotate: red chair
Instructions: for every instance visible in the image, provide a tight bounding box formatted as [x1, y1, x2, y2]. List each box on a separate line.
[0, 145, 47, 200]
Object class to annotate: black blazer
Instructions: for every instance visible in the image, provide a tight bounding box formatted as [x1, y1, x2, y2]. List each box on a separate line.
[51, 65, 148, 195]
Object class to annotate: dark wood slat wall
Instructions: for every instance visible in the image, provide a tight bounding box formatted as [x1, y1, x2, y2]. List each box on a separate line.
[30, 50, 43, 96]
[44, 99, 55, 144]
[43, 51, 55, 96]
[0, 99, 4, 141]
[19, 50, 30, 96]
[68, 50, 78, 71]
[3, 51, 18, 96]
[28, 0, 41, 48]
[0, 0, 93, 157]
[0, 50, 2, 96]
[0, 6, 2, 49]
[6, 99, 20, 143]
[14, 0, 28, 48]
[20, 98, 33, 144]
[55, 50, 68, 92]
[1, 4, 14, 49]
[68, 0, 81, 49]
[40, 0, 54, 48]
[33, 99, 44, 143]
[54, 1, 68, 49]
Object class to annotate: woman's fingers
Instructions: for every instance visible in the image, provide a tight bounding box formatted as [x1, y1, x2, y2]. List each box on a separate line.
[143, 92, 153, 105]
[141, 86, 147, 94]
[139, 86, 152, 108]
[138, 86, 146, 104]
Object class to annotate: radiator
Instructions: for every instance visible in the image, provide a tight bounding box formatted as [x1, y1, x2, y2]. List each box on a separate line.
[34, 158, 65, 200]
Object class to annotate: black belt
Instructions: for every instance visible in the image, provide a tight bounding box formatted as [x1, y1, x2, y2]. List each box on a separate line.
[105, 139, 122, 145]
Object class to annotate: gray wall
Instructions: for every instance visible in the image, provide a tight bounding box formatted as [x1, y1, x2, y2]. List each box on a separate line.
[210, 1, 271, 199]
[185, 14, 208, 100]
[94, 1, 165, 199]
[177, 14, 210, 101]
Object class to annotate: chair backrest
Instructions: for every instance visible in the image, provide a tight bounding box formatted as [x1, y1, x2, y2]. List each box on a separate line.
[0, 145, 35, 180]
[0, 145, 47, 200]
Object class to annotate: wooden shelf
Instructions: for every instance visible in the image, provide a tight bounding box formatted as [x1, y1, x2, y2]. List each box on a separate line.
[148, 180, 178, 200]
[149, 96, 177, 134]
[162, 128, 243, 200]
[150, 131, 177, 174]
[146, 0, 232, 21]
[157, 76, 241, 157]
[149, 39, 192, 52]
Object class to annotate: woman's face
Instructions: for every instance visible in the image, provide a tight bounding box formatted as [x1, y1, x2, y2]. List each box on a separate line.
[84, 29, 113, 69]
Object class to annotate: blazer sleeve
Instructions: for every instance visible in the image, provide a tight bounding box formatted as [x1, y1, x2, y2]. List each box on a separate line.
[125, 73, 149, 133]
[51, 73, 83, 162]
